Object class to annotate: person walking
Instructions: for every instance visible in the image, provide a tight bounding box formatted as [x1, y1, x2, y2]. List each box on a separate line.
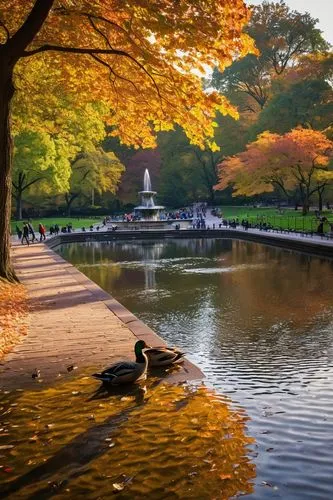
[15, 225, 22, 240]
[27, 222, 37, 242]
[21, 223, 30, 245]
[54, 224, 59, 235]
[38, 223, 46, 241]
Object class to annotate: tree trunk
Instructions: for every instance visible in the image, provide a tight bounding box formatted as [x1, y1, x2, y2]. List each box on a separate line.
[208, 185, 215, 205]
[318, 190, 323, 212]
[15, 191, 23, 220]
[0, 64, 17, 282]
[302, 194, 310, 215]
[65, 193, 77, 217]
[302, 201, 309, 215]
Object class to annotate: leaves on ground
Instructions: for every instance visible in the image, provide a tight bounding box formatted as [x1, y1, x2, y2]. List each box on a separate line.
[0, 281, 28, 359]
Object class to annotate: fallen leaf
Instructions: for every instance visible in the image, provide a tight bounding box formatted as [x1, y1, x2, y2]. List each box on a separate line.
[220, 474, 232, 480]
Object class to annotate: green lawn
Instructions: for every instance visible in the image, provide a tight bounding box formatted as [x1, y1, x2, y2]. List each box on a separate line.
[11, 216, 104, 234]
[216, 206, 333, 233]
[11, 207, 333, 235]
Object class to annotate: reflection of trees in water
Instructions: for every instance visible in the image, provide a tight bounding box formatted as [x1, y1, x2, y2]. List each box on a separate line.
[60, 239, 233, 262]
[58, 239, 333, 371]
[60, 242, 123, 290]
[59, 240, 333, 328]
[0, 376, 255, 499]
[218, 240, 333, 330]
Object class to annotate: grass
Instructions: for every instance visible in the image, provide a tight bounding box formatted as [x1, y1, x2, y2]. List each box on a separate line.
[11, 207, 333, 234]
[11, 216, 104, 234]
[216, 206, 333, 233]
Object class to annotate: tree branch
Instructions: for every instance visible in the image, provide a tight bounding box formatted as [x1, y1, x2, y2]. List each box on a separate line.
[23, 177, 43, 190]
[54, 9, 146, 56]
[22, 44, 163, 100]
[22, 44, 131, 58]
[90, 54, 141, 95]
[7, 0, 54, 59]
[0, 18, 10, 43]
[87, 16, 114, 51]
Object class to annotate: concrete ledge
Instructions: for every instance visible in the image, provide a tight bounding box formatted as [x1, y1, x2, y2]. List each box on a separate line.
[47, 228, 333, 260]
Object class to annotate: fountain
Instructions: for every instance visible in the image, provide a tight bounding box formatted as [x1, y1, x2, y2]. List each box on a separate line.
[108, 168, 192, 230]
[134, 169, 165, 221]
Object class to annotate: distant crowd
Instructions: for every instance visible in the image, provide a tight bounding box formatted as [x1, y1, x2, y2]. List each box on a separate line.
[16, 222, 72, 245]
[15, 205, 333, 246]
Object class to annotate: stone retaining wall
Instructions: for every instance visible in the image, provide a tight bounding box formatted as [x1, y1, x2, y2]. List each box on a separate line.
[47, 228, 333, 260]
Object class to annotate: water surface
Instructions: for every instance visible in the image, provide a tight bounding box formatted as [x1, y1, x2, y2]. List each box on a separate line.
[57, 238, 333, 499]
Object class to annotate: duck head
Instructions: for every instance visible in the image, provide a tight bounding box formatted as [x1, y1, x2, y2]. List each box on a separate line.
[134, 340, 150, 363]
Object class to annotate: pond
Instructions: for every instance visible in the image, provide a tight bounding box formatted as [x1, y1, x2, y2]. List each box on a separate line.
[56, 238, 333, 499]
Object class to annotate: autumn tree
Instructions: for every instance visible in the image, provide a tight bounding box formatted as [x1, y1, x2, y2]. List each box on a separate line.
[216, 128, 333, 214]
[210, 1, 329, 110]
[158, 129, 209, 206]
[248, 1, 328, 75]
[12, 130, 58, 220]
[65, 149, 124, 216]
[251, 79, 333, 137]
[0, 0, 256, 281]
[12, 94, 108, 219]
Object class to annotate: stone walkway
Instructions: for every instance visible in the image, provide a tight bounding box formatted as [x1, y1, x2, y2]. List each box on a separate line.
[0, 243, 202, 390]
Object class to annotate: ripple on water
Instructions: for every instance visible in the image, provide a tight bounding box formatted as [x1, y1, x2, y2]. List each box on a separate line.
[57, 239, 333, 498]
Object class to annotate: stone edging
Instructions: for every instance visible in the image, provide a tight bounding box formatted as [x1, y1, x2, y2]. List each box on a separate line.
[46, 228, 333, 260]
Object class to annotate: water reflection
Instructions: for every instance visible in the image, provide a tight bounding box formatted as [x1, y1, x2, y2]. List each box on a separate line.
[0, 376, 255, 499]
[58, 238, 333, 498]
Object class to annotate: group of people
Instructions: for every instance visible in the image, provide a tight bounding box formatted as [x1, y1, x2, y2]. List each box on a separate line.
[166, 209, 193, 220]
[16, 222, 47, 245]
[16, 222, 64, 245]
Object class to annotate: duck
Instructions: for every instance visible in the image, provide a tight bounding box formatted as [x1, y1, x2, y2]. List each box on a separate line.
[92, 340, 149, 385]
[145, 346, 185, 367]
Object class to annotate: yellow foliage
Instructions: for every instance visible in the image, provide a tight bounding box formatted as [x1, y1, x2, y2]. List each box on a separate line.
[2, 0, 256, 148]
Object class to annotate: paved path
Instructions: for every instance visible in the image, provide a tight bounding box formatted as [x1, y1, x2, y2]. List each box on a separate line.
[0, 243, 202, 390]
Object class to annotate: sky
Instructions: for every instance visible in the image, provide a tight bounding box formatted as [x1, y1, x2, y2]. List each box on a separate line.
[249, 0, 333, 45]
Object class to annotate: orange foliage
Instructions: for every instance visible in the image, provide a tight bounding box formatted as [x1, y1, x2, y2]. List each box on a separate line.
[1, 0, 257, 149]
[216, 128, 333, 197]
[282, 52, 333, 85]
[0, 281, 28, 358]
